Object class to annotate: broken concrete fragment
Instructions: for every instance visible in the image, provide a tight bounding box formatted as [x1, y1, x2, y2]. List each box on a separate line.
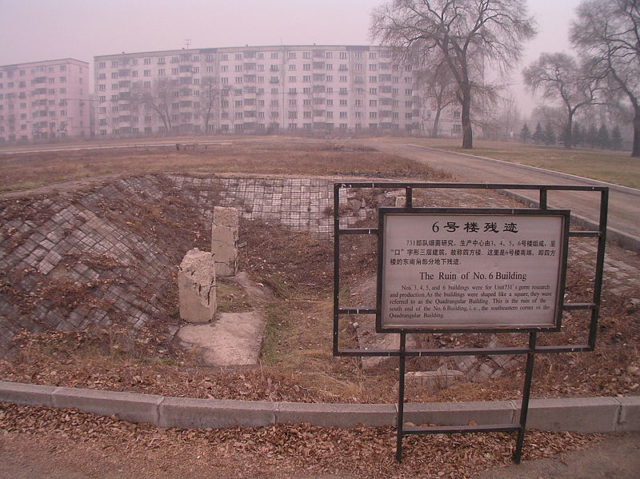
[211, 206, 240, 277]
[178, 248, 216, 323]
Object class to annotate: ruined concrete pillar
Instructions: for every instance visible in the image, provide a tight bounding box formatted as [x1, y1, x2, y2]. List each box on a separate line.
[211, 206, 240, 277]
[178, 248, 216, 323]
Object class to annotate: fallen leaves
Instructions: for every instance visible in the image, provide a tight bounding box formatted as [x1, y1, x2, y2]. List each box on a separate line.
[0, 401, 604, 478]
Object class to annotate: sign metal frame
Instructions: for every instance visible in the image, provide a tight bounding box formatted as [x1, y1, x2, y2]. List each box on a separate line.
[332, 182, 608, 464]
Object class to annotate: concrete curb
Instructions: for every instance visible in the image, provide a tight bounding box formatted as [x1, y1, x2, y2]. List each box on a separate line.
[1, 380, 638, 433]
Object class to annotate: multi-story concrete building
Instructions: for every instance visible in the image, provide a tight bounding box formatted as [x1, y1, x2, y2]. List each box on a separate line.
[0, 58, 90, 143]
[94, 45, 458, 137]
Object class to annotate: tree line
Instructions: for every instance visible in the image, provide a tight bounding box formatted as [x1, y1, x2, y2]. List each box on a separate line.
[520, 121, 624, 150]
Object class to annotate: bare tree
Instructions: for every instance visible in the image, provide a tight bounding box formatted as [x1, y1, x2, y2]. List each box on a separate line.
[131, 78, 178, 134]
[371, 0, 536, 149]
[523, 53, 602, 148]
[571, 0, 640, 157]
[415, 59, 458, 137]
[199, 76, 220, 134]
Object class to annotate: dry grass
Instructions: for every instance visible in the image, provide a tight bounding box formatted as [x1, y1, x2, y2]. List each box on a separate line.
[0, 137, 443, 192]
[391, 137, 640, 188]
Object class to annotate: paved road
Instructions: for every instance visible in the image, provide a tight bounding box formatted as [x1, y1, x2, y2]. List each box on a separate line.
[368, 141, 640, 251]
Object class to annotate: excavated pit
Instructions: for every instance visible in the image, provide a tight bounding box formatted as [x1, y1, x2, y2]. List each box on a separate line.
[0, 174, 338, 355]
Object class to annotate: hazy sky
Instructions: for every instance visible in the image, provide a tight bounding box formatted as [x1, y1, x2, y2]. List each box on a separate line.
[0, 0, 583, 114]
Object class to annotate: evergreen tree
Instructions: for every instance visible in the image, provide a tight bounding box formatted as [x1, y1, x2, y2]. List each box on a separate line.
[520, 123, 531, 143]
[532, 121, 544, 144]
[611, 125, 623, 150]
[597, 124, 610, 149]
[544, 122, 556, 145]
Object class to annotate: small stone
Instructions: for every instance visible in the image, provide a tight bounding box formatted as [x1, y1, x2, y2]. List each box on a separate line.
[626, 365, 639, 376]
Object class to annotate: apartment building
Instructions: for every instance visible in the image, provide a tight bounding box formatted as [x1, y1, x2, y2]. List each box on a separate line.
[94, 45, 455, 137]
[0, 58, 90, 143]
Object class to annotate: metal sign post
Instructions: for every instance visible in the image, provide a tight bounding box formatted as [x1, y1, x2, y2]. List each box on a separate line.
[332, 182, 608, 463]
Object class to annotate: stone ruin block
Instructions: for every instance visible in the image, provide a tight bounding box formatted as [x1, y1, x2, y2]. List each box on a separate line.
[211, 206, 240, 277]
[178, 248, 217, 323]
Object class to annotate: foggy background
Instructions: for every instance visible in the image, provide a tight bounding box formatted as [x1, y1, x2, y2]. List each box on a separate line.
[0, 0, 582, 115]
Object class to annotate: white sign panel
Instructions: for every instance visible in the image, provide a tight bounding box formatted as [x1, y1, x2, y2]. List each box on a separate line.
[378, 209, 568, 332]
